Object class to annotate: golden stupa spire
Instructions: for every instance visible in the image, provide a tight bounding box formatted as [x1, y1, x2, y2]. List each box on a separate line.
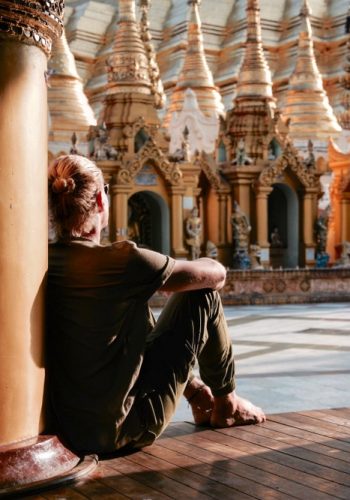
[106, 0, 153, 96]
[139, 0, 166, 109]
[101, 0, 163, 151]
[284, 0, 341, 139]
[235, 0, 273, 102]
[166, 0, 224, 121]
[48, 29, 96, 149]
[225, 0, 281, 163]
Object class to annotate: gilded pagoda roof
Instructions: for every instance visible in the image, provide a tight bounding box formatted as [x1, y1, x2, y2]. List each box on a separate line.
[64, 0, 349, 145]
[106, 0, 153, 96]
[48, 30, 96, 137]
[165, 0, 224, 122]
[283, 0, 341, 140]
[234, 0, 274, 103]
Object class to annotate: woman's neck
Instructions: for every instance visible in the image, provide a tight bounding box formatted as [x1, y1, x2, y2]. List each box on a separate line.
[80, 228, 100, 244]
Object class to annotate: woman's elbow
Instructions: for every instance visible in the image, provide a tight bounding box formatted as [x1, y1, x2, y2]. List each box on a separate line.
[212, 262, 227, 290]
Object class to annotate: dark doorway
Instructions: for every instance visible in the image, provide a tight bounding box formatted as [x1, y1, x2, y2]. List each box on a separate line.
[128, 191, 170, 254]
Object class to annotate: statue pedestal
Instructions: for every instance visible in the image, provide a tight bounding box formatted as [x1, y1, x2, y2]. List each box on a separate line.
[232, 249, 251, 269]
[270, 248, 285, 269]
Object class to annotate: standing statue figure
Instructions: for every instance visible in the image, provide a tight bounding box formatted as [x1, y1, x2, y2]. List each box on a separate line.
[232, 138, 252, 166]
[270, 226, 283, 248]
[314, 212, 329, 268]
[186, 206, 202, 260]
[314, 213, 328, 254]
[206, 240, 218, 260]
[231, 201, 251, 251]
[231, 201, 251, 269]
[305, 139, 315, 169]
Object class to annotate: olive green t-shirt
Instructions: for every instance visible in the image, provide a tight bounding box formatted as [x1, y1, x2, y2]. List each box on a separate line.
[47, 239, 175, 453]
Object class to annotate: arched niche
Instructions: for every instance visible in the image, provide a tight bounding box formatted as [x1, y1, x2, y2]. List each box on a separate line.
[128, 190, 170, 255]
[218, 141, 227, 162]
[268, 182, 299, 268]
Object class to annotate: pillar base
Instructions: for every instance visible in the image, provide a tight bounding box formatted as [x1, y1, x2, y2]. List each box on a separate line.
[0, 435, 97, 497]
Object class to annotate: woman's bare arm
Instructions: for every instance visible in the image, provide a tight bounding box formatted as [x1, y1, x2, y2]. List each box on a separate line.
[160, 258, 226, 292]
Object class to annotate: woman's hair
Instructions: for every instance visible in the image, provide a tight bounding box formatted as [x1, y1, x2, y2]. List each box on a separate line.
[48, 155, 103, 239]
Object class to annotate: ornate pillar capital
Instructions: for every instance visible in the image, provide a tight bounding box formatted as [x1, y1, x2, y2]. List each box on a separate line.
[0, 0, 64, 56]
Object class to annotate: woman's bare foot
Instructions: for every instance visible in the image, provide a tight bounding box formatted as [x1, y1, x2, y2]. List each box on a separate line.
[184, 377, 214, 426]
[210, 391, 266, 428]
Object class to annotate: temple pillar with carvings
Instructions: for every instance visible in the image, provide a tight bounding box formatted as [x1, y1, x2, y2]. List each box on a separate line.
[255, 186, 272, 266]
[233, 178, 251, 217]
[224, 167, 261, 219]
[0, 0, 89, 494]
[171, 187, 187, 258]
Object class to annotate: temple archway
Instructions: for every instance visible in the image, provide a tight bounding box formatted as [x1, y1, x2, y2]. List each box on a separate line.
[128, 191, 170, 255]
[268, 183, 299, 268]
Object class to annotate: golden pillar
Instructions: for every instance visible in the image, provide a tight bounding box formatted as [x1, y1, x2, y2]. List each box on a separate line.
[217, 191, 231, 266]
[171, 187, 187, 258]
[218, 193, 228, 245]
[111, 185, 129, 242]
[0, 1, 87, 493]
[235, 178, 251, 218]
[302, 190, 317, 265]
[255, 186, 272, 266]
[333, 188, 343, 259]
[328, 140, 350, 261]
[341, 194, 350, 242]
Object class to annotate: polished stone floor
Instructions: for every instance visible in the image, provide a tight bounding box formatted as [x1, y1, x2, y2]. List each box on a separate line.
[167, 302, 350, 422]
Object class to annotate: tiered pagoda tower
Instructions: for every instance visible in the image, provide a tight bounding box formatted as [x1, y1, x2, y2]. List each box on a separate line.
[166, 0, 224, 156]
[97, 0, 186, 258]
[283, 0, 341, 144]
[224, 0, 287, 164]
[48, 30, 96, 157]
[102, 0, 165, 151]
[221, 0, 288, 261]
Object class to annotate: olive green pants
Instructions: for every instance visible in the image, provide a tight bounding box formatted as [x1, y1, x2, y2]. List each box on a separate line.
[115, 289, 235, 450]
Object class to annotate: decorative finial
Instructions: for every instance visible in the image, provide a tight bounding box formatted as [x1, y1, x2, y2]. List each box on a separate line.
[300, 0, 311, 17]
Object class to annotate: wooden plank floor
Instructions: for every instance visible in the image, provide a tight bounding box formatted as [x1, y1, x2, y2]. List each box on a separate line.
[23, 408, 350, 500]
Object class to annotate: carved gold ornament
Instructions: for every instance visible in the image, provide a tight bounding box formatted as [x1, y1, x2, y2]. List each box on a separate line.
[259, 142, 319, 188]
[117, 137, 182, 186]
[0, 0, 64, 55]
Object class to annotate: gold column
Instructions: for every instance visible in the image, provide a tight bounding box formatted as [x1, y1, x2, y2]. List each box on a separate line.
[0, 39, 49, 445]
[171, 187, 187, 258]
[0, 1, 85, 492]
[112, 186, 129, 242]
[255, 187, 272, 265]
[218, 193, 228, 245]
[217, 192, 232, 267]
[302, 190, 316, 265]
[236, 179, 251, 218]
[341, 195, 350, 242]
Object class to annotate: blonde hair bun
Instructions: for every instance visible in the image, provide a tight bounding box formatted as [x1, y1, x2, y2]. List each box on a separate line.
[52, 176, 76, 194]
